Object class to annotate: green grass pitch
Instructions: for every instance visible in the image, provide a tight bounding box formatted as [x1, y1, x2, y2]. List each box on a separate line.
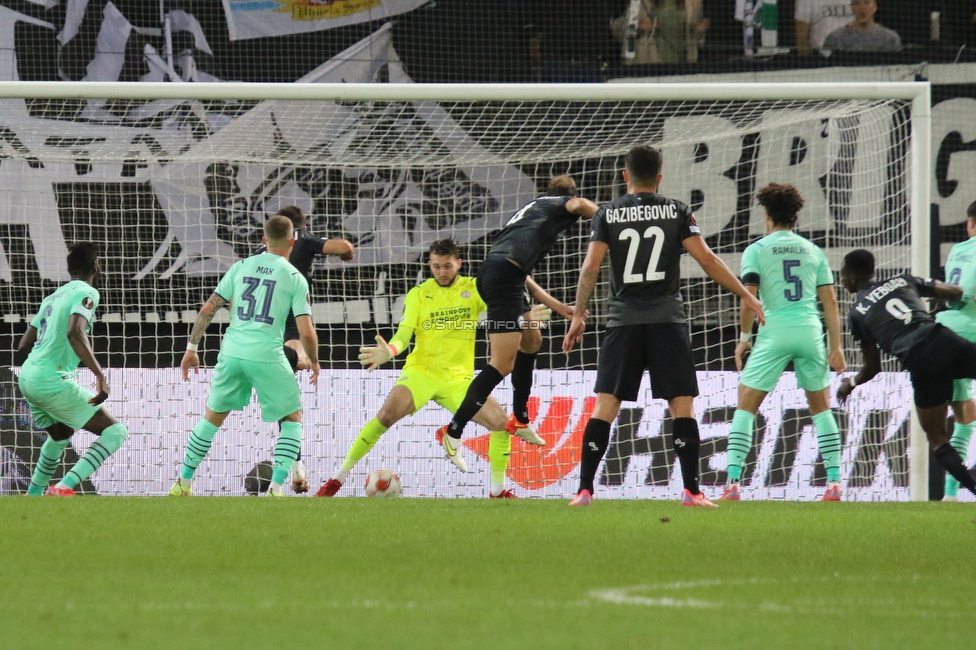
[2, 498, 974, 649]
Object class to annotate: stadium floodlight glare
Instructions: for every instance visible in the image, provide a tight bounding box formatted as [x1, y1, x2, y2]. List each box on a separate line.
[0, 81, 931, 501]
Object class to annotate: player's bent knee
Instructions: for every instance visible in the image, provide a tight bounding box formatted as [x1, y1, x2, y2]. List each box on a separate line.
[520, 327, 542, 353]
[47, 423, 74, 442]
[100, 422, 128, 449]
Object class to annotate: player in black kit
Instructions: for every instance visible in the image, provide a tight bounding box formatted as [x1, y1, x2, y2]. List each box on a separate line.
[254, 206, 355, 370]
[436, 176, 599, 472]
[252, 206, 354, 492]
[562, 145, 765, 507]
[837, 249, 976, 496]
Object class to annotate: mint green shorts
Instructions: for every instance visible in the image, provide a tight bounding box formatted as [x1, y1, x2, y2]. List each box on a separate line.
[18, 374, 100, 430]
[740, 326, 830, 393]
[953, 378, 974, 402]
[206, 353, 301, 422]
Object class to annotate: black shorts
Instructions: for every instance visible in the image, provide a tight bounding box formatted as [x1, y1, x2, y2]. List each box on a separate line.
[476, 255, 530, 334]
[594, 322, 699, 402]
[905, 325, 976, 409]
[283, 311, 299, 342]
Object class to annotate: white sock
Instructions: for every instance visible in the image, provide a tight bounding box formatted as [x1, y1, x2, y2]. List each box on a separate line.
[490, 482, 504, 497]
[333, 468, 349, 483]
[291, 460, 306, 480]
[53, 481, 69, 490]
[269, 482, 283, 495]
[178, 477, 192, 488]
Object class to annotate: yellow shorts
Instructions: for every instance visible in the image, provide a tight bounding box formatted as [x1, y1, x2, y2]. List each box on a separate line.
[395, 371, 472, 414]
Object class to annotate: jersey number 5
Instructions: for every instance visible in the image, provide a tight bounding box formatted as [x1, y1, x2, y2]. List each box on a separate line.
[619, 226, 666, 284]
[782, 260, 802, 302]
[35, 305, 54, 343]
[238, 277, 277, 325]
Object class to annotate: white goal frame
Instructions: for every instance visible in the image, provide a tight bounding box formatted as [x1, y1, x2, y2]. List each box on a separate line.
[0, 80, 933, 500]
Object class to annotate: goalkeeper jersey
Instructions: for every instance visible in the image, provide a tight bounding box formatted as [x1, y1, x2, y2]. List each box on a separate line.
[214, 252, 311, 362]
[936, 236, 976, 341]
[21, 280, 99, 381]
[392, 276, 486, 382]
[740, 229, 834, 332]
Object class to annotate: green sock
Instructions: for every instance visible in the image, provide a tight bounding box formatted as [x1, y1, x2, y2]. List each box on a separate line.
[812, 410, 842, 484]
[726, 409, 755, 483]
[27, 437, 70, 495]
[488, 430, 512, 494]
[181, 419, 219, 481]
[272, 421, 302, 485]
[945, 421, 975, 498]
[339, 418, 389, 475]
[61, 423, 128, 490]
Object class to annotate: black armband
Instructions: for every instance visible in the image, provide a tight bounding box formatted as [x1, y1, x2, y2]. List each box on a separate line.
[742, 272, 761, 287]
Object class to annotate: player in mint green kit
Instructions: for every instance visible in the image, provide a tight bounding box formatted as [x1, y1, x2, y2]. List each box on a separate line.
[16, 242, 129, 496]
[171, 215, 320, 497]
[935, 200, 976, 501]
[721, 184, 847, 501]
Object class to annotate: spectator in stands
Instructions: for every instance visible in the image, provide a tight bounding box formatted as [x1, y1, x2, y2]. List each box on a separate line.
[822, 0, 901, 52]
[794, 0, 855, 55]
[612, 0, 708, 64]
[943, 1, 976, 48]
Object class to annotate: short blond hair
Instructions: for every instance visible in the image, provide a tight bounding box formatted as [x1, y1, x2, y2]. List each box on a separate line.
[264, 215, 294, 248]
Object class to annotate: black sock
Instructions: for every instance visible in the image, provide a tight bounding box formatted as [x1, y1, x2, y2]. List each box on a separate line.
[512, 351, 537, 424]
[577, 418, 612, 494]
[448, 365, 504, 438]
[934, 443, 976, 493]
[672, 418, 702, 494]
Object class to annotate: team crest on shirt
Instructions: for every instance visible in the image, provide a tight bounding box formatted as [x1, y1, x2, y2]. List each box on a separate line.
[81, 297, 94, 310]
[461, 291, 471, 299]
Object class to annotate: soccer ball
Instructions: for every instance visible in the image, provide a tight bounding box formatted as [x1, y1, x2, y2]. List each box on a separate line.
[365, 469, 402, 497]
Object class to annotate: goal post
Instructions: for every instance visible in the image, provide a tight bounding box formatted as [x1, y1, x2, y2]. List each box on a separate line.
[0, 81, 933, 500]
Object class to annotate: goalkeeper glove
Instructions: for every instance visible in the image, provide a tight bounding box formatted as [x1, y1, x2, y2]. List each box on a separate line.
[358, 335, 396, 370]
[528, 304, 552, 322]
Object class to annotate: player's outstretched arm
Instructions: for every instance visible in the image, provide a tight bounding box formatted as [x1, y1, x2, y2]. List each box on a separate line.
[931, 280, 965, 304]
[182, 293, 225, 381]
[817, 284, 847, 373]
[562, 241, 608, 353]
[566, 197, 600, 219]
[295, 314, 320, 385]
[735, 285, 759, 372]
[837, 342, 881, 403]
[66, 314, 109, 405]
[525, 276, 581, 321]
[359, 323, 412, 371]
[683, 236, 765, 326]
[321, 239, 355, 261]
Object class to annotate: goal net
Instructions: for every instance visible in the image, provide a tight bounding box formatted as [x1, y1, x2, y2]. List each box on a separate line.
[0, 81, 931, 500]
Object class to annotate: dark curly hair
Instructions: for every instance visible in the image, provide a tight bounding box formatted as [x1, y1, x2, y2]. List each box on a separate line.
[428, 238, 460, 259]
[66, 242, 98, 276]
[757, 183, 804, 228]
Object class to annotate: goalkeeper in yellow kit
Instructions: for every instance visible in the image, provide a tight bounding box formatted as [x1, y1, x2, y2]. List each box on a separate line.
[316, 239, 572, 498]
